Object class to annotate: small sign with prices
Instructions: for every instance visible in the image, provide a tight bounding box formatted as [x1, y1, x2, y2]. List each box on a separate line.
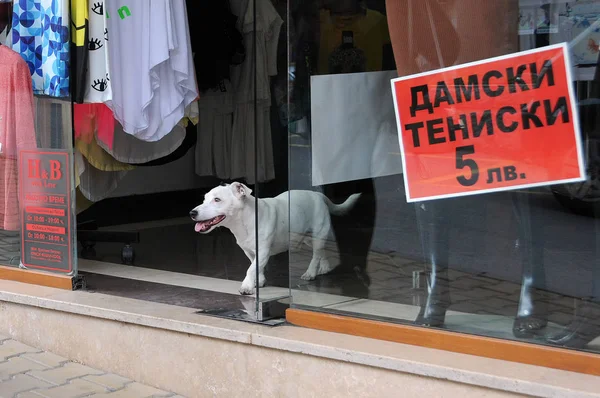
[19, 150, 73, 273]
[391, 43, 585, 202]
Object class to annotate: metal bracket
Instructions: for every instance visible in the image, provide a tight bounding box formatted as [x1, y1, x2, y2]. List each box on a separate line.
[256, 297, 290, 322]
[72, 274, 86, 291]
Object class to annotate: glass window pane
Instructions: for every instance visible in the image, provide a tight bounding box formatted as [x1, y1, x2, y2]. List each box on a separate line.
[287, 0, 600, 354]
[0, 0, 77, 275]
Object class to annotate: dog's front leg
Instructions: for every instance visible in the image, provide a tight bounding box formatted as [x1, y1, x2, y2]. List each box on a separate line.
[239, 251, 270, 295]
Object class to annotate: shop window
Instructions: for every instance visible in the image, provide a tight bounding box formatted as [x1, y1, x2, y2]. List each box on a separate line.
[285, 0, 600, 356]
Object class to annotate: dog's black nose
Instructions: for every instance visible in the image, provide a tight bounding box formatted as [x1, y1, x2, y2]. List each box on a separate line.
[189, 210, 198, 218]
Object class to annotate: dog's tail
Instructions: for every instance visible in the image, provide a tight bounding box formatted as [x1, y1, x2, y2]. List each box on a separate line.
[326, 193, 362, 216]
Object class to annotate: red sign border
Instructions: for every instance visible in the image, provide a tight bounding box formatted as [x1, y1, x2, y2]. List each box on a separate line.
[390, 42, 586, 203]
[19, 150, 73, 274]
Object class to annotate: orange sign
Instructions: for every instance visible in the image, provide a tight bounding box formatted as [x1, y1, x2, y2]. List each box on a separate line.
[391, 43, 585, 202]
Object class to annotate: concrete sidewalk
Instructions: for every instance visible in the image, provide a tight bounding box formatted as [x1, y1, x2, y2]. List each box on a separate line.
[0, 335, 184, 398]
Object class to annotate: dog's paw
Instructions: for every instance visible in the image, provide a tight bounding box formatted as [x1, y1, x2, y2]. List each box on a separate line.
[239, 286, 255, 295]
[239, 277, 255, 295]
[301, 271, 316, 281]
[318, 259, 334, 274]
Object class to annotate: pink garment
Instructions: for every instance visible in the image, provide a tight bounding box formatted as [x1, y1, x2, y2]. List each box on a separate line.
[74, 103, 115, 149]
[0, 45, 37, 231]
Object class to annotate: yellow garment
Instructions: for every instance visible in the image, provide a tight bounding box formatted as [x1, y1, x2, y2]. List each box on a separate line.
[178, 100, 200, 128]
[318, 9, 391, 74]
[71, 0, 88, 45]
[76, 188, 94, 214]
[76, 136, 136, 172]
[71, 0, 89, 102]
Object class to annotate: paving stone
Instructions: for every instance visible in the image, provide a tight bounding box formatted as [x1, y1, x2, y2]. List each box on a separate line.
[0, 341, 39, 360]
[27, 362, 104, 385]
[450, 277, 494, 290]
[30, 378, 109, 398]
[83, 373, 131, 390]
[547, 311, 574, 326]
[15, 392, 44, 398]
[458, 287, 504, 299]
[482, 281, 521, 295]
[92, 382, 172, 398]
[0, 374, 52, 398]
[449, 293, 478, 304]
[547, 296, 577, 310]
[476, 297, 518, 312]
[21, 352, 67, 368]
[0, 357, 48, 381]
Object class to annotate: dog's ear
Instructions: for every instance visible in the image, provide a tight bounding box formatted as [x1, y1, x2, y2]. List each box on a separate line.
[231, 182, 252, 199]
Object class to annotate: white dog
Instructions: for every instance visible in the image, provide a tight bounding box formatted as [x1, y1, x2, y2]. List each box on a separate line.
[190, 182, 361, 295]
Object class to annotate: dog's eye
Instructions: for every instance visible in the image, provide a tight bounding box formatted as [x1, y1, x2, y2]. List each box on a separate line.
[214, 198, 221, 203]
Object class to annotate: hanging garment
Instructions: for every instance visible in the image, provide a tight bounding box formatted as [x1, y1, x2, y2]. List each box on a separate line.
[229, 0, 282, 184]
[186, 0, 245, 93]
[76, 135, 135, 172]
[73, 103, 134, 172]
[0, 45, 38, 231]
[70, 0, 89, 103]
[98, 121, 185, 165]
[133, 123, 196, 167]
[195, 81, 235, 179]
[11, 0, 70, 97]
[74, 103, 114, 147]
[84, 0, 112, 103]
[33, 96, 71, 149]
[77, 152, 129, 202]
[105, 0, 198, 142]
[96, 101, 197, 165]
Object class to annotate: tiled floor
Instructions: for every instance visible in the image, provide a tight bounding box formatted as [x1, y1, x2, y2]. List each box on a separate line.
[0, 337, 182, 398]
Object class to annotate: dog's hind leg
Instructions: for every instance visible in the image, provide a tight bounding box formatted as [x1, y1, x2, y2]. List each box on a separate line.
[316, 224, 336, 275]
[301, 232, 330, 280]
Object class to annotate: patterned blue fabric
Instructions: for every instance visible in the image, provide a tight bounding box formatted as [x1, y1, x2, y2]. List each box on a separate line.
[11, 0, 69, 97]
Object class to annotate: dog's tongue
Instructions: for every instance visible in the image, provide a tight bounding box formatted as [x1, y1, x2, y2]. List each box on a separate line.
[194, 222, 203, 232]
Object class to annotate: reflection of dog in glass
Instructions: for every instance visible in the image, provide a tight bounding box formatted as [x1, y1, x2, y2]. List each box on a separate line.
[190, 182, 360, 294]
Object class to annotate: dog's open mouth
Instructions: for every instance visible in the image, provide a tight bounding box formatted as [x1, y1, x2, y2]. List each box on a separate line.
[194, 215, 226, 233]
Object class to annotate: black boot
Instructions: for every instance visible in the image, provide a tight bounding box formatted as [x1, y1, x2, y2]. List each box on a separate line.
[414, 202, 451, 327]
[512, 193, 548, 338]
[415, 266, 451, 327]
[512, 281, 548, 338]
[547, 300, 600, 348]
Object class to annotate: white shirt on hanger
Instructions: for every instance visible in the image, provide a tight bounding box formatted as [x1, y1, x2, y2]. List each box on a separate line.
[105, 0, 198, 142]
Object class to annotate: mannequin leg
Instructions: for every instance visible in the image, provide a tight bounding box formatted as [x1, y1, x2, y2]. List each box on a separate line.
[414, 201, 451, 327]
[547, 201, 600, 348]
[511, 192, 548, 337]
[546, 83, 600, 349]
[384, 0, 519, 327]
[323, 178, 376, 297]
